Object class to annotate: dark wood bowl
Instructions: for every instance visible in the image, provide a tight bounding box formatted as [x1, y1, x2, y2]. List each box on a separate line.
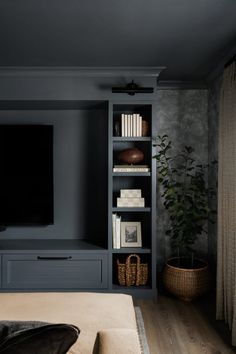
[118, 148, 144, 164]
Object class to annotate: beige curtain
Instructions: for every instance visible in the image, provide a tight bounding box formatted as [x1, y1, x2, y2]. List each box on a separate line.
[217, 62, 236, 345]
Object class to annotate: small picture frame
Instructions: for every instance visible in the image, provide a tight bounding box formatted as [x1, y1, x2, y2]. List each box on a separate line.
[121, 222, 142, 248]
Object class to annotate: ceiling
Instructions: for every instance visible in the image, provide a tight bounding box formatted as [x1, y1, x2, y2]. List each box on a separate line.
[0, 0, 235, 81]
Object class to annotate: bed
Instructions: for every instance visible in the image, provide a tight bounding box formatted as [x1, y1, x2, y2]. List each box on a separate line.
[0, 292, 142, 354]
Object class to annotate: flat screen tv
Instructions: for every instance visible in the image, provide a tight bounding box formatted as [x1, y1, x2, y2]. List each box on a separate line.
[0, 125, 54, 226]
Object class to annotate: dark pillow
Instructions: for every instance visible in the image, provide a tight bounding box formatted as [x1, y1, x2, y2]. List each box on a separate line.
[0, 321, 79, 354]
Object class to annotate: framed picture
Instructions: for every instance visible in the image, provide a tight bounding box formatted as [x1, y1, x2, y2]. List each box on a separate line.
[121, 222, 142, 248]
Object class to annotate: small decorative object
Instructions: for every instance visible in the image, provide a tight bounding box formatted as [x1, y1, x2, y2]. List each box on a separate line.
[142, 120, 149, 136]
[121, 222, 142, 248]
[117, 197, 145, 207]
[114, 121, 121, 136]
[120, 189, 142, 198]
[118, 147, 144, 164]
[117, 254, 148, 286]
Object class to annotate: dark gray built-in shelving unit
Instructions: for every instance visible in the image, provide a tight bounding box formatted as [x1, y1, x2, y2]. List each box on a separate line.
[0, 99, 156, 297]
[108, 101, 156, 297]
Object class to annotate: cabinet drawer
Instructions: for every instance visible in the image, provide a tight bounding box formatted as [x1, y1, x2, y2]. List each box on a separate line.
[2, 254, 108, 289]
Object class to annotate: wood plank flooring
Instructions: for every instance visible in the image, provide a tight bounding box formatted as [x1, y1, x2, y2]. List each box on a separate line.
[136, 295, 236, 354]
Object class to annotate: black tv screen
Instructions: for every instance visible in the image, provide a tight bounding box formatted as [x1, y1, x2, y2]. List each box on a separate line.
[0, 125, 54, 225]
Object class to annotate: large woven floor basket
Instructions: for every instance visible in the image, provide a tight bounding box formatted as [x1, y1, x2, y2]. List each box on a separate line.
[163, 257, 210, 301]
[117, 254, 148, 286]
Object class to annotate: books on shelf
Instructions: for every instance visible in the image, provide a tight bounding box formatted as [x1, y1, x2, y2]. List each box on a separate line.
[112, 213, 121, 249]
[121, 113, 143, 137]
[113, 165, 150, 173]
[117, 189, 145, 207]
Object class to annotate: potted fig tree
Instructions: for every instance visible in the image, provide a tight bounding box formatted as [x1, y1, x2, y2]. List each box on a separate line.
[153, 135, 216, 301]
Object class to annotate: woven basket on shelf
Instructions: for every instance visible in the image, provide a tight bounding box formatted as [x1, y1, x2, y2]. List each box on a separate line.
[117, 254, 148, 286]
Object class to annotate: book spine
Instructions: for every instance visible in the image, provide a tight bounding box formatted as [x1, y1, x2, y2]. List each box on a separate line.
[139, 115, 142, 137]
[124, 114, 128, 137]
[116, 215, 121, 249]
[112, 213, 117, 249]
[128, 114, 131, 137]
[133, 114, 137, 137]
[131, 114, 133, 137]
[136, 114, 140, 136]
[113, 167, 149, 172]
[121, 114, 125, 137]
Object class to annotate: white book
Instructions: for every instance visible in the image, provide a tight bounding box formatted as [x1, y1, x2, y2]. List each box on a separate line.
[139, 114, 143, 137]
[112, 213, 117, 249]
[121, 114, 125, 137]
[113, 167, 150, 172]
[141, 115, 143, 136]
[127, 114, 129, 136]
[127, 114, 131, 137]
[136, 114, 140, 136]
[116, 215, 121, 249]
[133, 114, 137, 137]
[124, 114, 128, 137]
[130, 114, 133, 137]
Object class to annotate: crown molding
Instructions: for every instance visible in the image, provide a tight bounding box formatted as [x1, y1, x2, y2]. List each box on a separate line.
[0, 66, 166, 78]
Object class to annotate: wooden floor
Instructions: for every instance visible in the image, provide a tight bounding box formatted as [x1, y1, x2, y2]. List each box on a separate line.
[136, 294, 236, 354]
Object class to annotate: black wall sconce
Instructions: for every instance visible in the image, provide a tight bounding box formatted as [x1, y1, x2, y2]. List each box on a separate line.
[112, 81, 154, 95]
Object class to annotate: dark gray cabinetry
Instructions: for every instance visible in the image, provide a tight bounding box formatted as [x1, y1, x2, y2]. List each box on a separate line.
[109, 102, 156, 297]
[0, 100, 156, 296]
[2, 253, 108, 290]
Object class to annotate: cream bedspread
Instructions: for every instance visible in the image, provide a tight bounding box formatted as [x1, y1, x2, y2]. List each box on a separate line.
[0, 292, 141, 354]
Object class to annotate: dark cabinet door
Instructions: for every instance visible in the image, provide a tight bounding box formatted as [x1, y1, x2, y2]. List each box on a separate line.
[2, 254, 108, 290]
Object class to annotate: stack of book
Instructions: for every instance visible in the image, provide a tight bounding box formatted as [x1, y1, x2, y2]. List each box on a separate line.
[121, 114, 143, 137]
[117, 189, 145, 207]
[112, 213, 121, 249]
[113, 164, 150, 173]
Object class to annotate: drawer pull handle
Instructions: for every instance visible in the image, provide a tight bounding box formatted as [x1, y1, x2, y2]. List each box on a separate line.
[37, 256, 72, 260]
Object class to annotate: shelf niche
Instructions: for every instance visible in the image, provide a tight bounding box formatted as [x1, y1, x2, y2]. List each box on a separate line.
[0, 100, 108, 249]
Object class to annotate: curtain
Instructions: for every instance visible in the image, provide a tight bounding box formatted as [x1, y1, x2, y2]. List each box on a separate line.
[217, 62, 236, 345]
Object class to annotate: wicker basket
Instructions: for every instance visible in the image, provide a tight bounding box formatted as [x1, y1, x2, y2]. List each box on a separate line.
[163, 257, 210, 301]
[117, 254, 148, 286]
